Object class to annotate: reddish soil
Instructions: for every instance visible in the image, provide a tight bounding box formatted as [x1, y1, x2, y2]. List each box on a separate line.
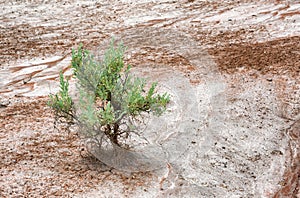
[0, 97, 151, 197]
[0, 0, 299, 197]
[209, 36, 300, 77]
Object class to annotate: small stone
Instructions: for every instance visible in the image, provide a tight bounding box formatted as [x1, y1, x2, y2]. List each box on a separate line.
[266, 78, 273, 82]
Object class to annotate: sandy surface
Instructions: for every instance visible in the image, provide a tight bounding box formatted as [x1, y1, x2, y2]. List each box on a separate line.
[0, 0, 299, 197]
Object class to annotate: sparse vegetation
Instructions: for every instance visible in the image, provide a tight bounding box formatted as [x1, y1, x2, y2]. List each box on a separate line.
[49, 41, 170, 147]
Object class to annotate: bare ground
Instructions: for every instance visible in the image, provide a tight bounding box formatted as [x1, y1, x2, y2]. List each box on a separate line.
[0, 0, 299, 197]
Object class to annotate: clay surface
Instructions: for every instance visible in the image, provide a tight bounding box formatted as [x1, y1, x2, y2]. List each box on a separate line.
[0, 0, 299, 197]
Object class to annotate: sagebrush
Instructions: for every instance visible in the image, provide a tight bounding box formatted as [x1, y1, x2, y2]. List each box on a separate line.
[49, 41, 170, 147]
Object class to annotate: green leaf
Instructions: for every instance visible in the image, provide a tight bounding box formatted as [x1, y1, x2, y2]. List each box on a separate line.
[48, 72, 73, 115]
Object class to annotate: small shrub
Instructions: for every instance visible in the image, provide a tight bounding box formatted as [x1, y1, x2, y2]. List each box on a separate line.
[49, 41, 170, 148]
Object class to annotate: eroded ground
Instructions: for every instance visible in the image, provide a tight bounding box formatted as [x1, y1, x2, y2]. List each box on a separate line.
[0, 0, 299, 197]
